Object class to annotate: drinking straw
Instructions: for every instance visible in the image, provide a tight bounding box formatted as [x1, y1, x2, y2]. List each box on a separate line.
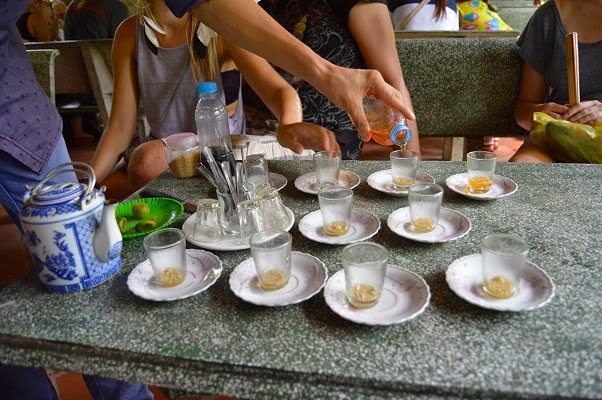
[565, 32, 580, 105]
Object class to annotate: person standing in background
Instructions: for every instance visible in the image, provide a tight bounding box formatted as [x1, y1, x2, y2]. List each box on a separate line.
[64, 0, 129, 40]
[389, 0, 459, 31]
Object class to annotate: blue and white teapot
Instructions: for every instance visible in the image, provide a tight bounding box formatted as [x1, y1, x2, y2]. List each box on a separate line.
[20, 162, 122, 293]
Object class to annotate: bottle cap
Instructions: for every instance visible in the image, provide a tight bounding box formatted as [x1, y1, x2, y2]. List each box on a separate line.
[165, 132, 198, 149]
[390, 125, 412, 146]
[197, 81, 217, 94]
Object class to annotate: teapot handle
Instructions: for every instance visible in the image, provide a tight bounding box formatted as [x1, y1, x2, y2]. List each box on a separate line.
[25, 162, 100, 205]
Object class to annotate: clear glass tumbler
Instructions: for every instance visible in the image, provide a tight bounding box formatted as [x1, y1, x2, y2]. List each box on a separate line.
[408, 183, 444, 233]
[481, 234, 529, 299]
[342, 242, 389, 309]
[250, 230, 293, 291]
[193, 199, 222, 242]
[313, 150, 341, 189]
[318, 186, 353, 237]
[390, 150, 419, 190]
[143, 228, 187, 287]
[467, 151, 497, 194]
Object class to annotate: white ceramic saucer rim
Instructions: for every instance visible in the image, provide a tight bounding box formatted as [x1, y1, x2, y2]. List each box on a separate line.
[127, 249, 222, 301]
[182, 207, 295, 251]
[269, 172, 287, 191]
[228, 251, 328, 306]
[294, 170, 361, 195]
[386, 207, 471, 243]
[323, 266, 431, 326]
[445, 173, 518, 200]
[298, 209, 381, 245]
[367, 170, 435, 196]
[445, 253, 555, 312]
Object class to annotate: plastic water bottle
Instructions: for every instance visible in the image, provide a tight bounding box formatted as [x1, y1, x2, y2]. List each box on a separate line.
[195, 82, 233, 167]
[362, 95, 412, 149]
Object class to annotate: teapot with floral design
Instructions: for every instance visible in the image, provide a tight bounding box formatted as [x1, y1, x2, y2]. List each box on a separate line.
[19, 162, 122, 293]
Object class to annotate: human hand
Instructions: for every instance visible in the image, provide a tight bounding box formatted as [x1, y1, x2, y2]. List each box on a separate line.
[537, 102, 570, 120]
[316, 65, 415, 142]
[562, 101, 602, 125]
[276, 122, 340, 154]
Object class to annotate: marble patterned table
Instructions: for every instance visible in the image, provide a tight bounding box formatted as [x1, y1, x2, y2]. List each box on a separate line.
[1, 161, 601, 399]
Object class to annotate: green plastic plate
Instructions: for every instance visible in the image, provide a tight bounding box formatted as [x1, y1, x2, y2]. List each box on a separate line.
[115, 197, 184, 240]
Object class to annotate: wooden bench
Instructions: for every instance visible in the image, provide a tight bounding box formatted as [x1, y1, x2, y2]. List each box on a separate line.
[395, 37, 526, 160]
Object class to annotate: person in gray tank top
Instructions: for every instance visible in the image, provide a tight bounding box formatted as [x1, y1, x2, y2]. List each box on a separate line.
[91, 0, 340, 192]
[510, 0, 602, 162]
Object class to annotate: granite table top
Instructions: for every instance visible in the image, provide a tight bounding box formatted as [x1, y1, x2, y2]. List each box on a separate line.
[1, 161, 601, 399]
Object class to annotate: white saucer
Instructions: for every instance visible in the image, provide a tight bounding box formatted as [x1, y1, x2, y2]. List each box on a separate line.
[182, 207, 295, 251]
[446, 254, 555, 312]
[446, 173, 518, 200]
[298, 209, 380, 245]
[294, 170, 361, 195]
[323, 266, 430, 326]
[367, 170, 435, 197]
[229, 251, 328, 306]
[269, 172, 287, 191]
[387, 207, 471, 243]
[127, 249, 222, 301]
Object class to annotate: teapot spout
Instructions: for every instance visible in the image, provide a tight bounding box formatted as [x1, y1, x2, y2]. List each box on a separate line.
[93, 199, 123, 263]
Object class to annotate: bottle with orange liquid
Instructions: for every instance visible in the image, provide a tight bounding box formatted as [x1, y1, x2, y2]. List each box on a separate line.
[362, 95, 413, 149]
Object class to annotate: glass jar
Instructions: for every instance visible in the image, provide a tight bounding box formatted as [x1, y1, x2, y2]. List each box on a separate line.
[164, 132, 200, 178]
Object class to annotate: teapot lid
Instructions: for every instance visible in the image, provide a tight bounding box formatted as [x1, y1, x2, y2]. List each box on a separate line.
[30, 182, 87, 206]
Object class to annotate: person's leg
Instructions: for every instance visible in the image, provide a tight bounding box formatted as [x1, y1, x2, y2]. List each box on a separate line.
[509, 142, 555, 163]
[0, 364, 57, 399]
[83, 375, 154, 400]
[127, 140, 170, 189]
[0, 135, 76, 232]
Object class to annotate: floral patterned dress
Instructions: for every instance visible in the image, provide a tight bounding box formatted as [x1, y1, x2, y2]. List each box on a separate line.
[258, 0, 386, 160]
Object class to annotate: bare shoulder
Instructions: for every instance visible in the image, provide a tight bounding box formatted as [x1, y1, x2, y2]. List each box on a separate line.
[113, 15, 138, 57]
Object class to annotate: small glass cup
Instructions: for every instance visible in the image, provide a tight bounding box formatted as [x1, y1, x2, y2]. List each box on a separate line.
[193, 199, 222, 242]
[250, 230, 293, 291]
[390, 150, 418, 191]
[237, 198, 265, 240]
[408, 183, 444, 233]
[467, 150, 497, 194]
[313, 150, 341, 189]
[244, 153, 270, 188]
[216, 182, 255, 236]
[256, 185, 291, 231]
[318, 186, 353, 237]
[143, 228, 187, 287]
[481, 234, 529, 299]
[342, 242, 389, 309]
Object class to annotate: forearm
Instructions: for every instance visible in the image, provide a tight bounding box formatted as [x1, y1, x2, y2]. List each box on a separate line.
[90, 131, 130, 184]
[265, 87, 303, 127]
[514, 100, 540, 131]
[349, 2, 420, 153]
